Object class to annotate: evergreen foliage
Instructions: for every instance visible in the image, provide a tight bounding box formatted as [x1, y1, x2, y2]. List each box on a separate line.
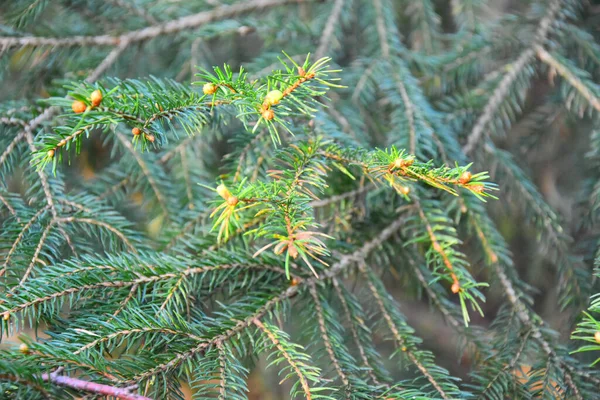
[1, 0, 600, 399]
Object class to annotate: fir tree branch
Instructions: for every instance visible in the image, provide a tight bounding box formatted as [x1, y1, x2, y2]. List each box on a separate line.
[0, 0, 312, 49]
[114, 131, 169, 217]
[494, 265, 583, 399]
[331, 278, 382, 385]
[372, 0, 390, 59]
[358, 261, 450, 399]
[315, 0, 346, 59]
[253, 318, 314, 399]
[308, 283, 351, 391]
[1, 205, 50, 277]
[56, 217, 137, 253]
[24, 130, 78, 258]
[19, 220, 55, 285]
[0, 373, 50, 398]
[462, 0, 562, 155]
[73, 327, 203, 355]
[535, 46, 600, 113]
[216, 342, 227, 400]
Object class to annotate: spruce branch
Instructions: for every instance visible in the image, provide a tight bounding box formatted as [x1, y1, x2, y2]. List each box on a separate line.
[536, 46, 600, 114]
[314, 0, 346, 59]
[0, 0, 314, 49]
[462, 0, 563, 155]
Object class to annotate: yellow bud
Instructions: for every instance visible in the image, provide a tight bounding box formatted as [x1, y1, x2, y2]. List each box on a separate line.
[227, 196, 239, 206]
[19, 343, 29, 354]
[90, 90, 103, 107]
[595, 331, 600, 344]
[216, 184, 232, 201]
[203, 83, 217, 95]
[47, 149, 55, 158]
[262, 108, 275, 121]
[451, 282, 460, 294]
[264, 90, 283, 106]
[459, 171, 472, 184]
[2, 313, 9, 321]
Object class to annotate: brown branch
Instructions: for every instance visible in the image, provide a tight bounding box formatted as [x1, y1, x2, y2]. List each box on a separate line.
[41, 372, 151, 400]
[0, 0, 311, 49]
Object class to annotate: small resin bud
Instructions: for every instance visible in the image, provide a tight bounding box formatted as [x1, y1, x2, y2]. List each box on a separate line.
[145, 134, 155, 143]
[451, 282, 460, 294]
[595, 331, 600, 344]
[262, 108, 275, 121]
[290, 277, 300, 286]
[58, 139, 67, 147]
[216, 184, 232, 201]
[226, 196, 239, 206]
[203, 83, 217, 95]
[297, 67, 306, 77]
[90, 90, 103, 107]
[19, 343, 29, 354]
[47, 149, 55, 158]
[132, 127, 141, 136]
[2, 313, 9, 321]
[459, 171, 472, 184]
[71, 100, 87, 114]
[399, 186, 410, 196]
[264, 90, 284, 106]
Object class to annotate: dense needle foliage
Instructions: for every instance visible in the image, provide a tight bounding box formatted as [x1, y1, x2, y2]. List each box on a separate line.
[1, 0, 600, 399]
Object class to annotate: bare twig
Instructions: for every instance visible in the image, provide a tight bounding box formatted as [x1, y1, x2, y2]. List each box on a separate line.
[41, 373, 151, 400]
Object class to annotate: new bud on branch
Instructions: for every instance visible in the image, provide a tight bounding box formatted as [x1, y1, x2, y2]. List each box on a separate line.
[203, 83, 217, 95]
[72, 100, 86, 114]
[264, 90, 283, 106]
[91, 90, 103, 107]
